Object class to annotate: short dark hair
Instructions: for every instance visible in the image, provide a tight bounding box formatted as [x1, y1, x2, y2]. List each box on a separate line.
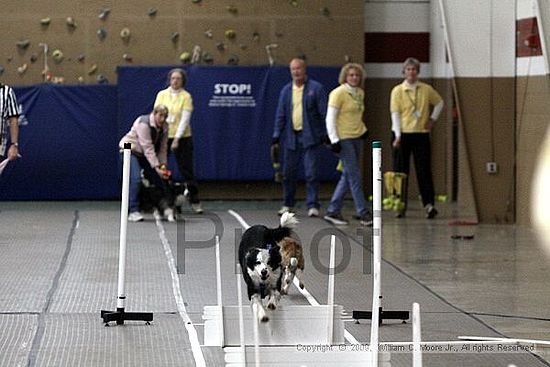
[167, 68, 187, 87]
[402, 57, 421, 73]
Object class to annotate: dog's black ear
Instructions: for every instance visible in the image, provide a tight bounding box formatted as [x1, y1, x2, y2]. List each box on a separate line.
[246, 249, 259, 270]
[268, 246, 282, 269]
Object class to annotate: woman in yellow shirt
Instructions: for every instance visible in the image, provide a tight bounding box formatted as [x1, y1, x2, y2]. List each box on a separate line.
[155, 68, 202, 213]
[324, 63, 372, 226]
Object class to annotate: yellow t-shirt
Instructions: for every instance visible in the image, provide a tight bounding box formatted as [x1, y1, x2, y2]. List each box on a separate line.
[292, 84, 304, 131]
[390, 81, 442, 133]
[154, 88, 194, 138]
[328, 84, 367, 139]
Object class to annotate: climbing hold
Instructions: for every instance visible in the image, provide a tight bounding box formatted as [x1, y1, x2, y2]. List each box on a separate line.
[179, 52, 191, 64]
[289, 0, 298, 7]
[96, 74, 108, 84]
[227, 55, 239, 65]
[192, 0, 202, 3]
[40, 17, 51, 26]
[216, 42, 225, 51]
[87, 64, 98, 75]
[0, 66, 4, 75]
[16, 40, 31, 50]
[204, 29, 213, 39]
[252, 32, 260, 42]
[171, 32, 180, 43]
[320, 7, 330, 17]
[77, 54, 85, 62]
[202, 52, 213, 64]
[120, 28, 131, 41]
[52, 49, 64, 63]
[98, 7, 111, 20]
[123, 53, 133, 62]
[66, 17, 77, 29]
[239, 43, 247, 50]
[226, 5, 238, 15]
[77, 76, 85, 83]
[30, 54, 38, 63]
[97, 28, 107, 41]
[17, 64, 28, 75]
[225, 29, 236, 40]
[148, 7, 158, 17]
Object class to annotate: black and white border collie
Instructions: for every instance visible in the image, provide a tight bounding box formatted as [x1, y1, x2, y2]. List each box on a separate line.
[238, 212, 299, 322]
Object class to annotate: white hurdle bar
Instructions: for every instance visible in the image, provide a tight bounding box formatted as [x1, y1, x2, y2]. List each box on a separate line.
[370, 141, 383, 365]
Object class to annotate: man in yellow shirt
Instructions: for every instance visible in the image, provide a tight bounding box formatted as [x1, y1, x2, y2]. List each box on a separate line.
[155, 68, 202, 213]
[390, 57, 443, 219]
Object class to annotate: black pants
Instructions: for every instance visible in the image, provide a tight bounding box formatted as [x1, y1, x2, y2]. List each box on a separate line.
[168, 137, 200, 204]
[392, 132, 435, 207]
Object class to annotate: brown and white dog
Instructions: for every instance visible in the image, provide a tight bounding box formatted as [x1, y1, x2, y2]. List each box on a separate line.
[279, 236, 305, 295]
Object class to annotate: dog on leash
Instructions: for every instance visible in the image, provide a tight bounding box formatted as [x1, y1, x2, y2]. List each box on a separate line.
[279, 236, 305, 295]
[238, 212, 299, 322]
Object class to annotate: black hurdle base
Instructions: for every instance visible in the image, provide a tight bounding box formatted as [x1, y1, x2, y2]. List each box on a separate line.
[352, 306, 409, 326]
[101, 308, 153, 326]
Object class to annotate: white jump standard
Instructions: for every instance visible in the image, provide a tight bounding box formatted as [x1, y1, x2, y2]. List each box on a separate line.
[101, 142, 153, 325]
[353, 140, 409, 326]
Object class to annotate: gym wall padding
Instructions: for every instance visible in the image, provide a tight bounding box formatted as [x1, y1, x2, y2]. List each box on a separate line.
[1, 66, 343, 200]
[0, 84, 119, 200]
[117, 65, 341, 182]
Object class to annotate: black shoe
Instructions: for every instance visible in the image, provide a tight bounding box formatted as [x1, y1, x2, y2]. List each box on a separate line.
[323, 213, 349, 225]
[425, 205, 438, 219]
[359, 212, 373, 226]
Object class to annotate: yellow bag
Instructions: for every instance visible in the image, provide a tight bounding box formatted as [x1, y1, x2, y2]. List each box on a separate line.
[383, 171, 408, 213]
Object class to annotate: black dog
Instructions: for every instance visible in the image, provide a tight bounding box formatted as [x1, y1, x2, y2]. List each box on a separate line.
[238, 212, 298, 322]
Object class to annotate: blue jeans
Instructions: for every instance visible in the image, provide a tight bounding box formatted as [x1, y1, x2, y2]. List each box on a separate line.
[327, 138, 369, 216]
[128, 154, 167, 213]
[282, 133, 321, 209]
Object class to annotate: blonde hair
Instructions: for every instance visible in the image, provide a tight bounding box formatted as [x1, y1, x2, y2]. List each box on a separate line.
[338, 63, 365, 88]
[153, 104, 169, 116]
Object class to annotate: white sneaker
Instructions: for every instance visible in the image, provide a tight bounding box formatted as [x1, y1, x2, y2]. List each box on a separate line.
[307, 208, 319, 217]
[278, 206, 293, 216]
[128, 211, 144, 222]
[164, 208, 176, 222]
[191, 203, 203, 214]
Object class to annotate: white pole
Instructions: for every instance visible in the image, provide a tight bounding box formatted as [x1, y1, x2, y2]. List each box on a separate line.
[412, 303, 422, 367]
[327, 235, 336, 345]
[370, 141, 382, 366]
[216, 236, 223, 306]
[116, 144, 131, 310]
[252, 304, 261, 367]
[236, 267, 246, 366]
[215, 236, 224, 346]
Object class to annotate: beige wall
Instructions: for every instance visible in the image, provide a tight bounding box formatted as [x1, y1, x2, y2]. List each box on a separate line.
[455, 78, 516, 223]
[0, 0, 364, 85]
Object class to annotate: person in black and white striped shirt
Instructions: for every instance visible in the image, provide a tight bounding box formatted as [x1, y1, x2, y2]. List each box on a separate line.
[0, 83, 20, 160]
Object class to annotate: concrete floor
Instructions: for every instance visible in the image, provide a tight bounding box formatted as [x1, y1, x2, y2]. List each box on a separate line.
[0, 200, 549, 366]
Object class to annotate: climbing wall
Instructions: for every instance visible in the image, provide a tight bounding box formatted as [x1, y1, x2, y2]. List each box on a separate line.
[0, 0, 364, 85]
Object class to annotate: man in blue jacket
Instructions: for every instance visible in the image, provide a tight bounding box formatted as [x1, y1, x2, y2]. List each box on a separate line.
[272, 58, 328, 217]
